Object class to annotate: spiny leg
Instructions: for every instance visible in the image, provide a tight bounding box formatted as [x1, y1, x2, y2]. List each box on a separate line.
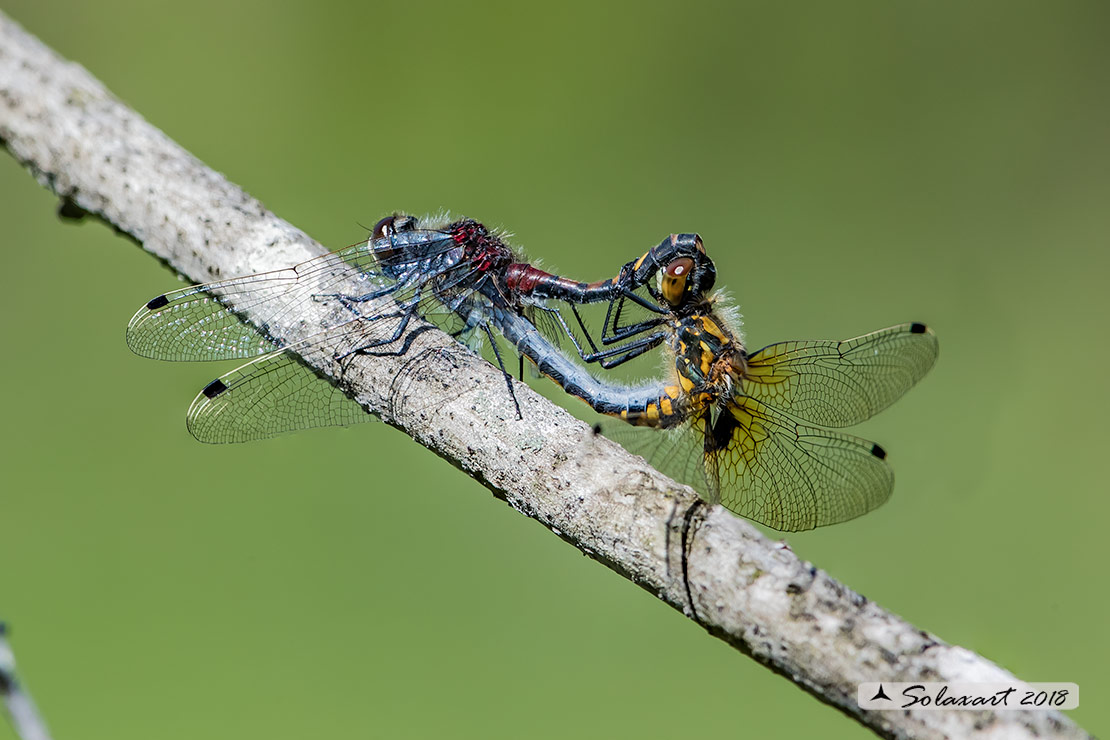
[602, 314, 667, 345]
[535, 302, 663, 364]
[567, 304, 601, 354]
[480, 321, 523, 420]
[533, 303, 601, 357]
[312, 281, 403, 311]
[602, 289, 667, 346]
[578, 329, 669, 367]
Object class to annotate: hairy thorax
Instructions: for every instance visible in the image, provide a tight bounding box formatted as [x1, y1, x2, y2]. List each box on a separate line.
[671, 311, 746, 414]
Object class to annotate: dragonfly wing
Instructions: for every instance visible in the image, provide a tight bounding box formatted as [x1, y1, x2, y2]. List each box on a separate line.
[599, 418, 717, 500]
[710, 396, 893, 530]
[742, 323, 938, 428]
[126, 243, 390, 361]
[184, 317, 391, 443]
[127, 230, 465, 362]
[183, 297, 485, 444]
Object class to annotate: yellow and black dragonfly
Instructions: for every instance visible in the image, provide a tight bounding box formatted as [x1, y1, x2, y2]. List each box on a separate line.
[496, 234, 939, 531]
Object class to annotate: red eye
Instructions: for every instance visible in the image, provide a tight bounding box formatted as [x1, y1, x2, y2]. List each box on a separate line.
[666, 257, 693, 277]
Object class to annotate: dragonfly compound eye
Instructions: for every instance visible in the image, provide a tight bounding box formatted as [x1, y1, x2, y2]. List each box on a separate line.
[372, 215, 420, 262]
[371, 216, 396, 241]
[661, 257, 695, 306]
[372, 215, 419, 241]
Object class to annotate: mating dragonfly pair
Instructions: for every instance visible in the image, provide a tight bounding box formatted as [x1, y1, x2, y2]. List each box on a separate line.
[128, 215, 938, 531]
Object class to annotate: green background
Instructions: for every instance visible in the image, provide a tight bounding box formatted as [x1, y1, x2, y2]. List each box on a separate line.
[2, 1, 1107, 737]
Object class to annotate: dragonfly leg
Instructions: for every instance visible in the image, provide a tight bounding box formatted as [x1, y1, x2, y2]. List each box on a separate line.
[616, 285, 668, 315]
[594, 330, 669, 369]
[568, 305, 602, 353]
[534, 302, 662, 365]
[600, 289, 667, 347]
[531, 303, 601, 358]
[556, 329, 668, 368]
[480, 321, 523, 420]
[602, 295, 620, 333]
[312, 283, 399, 311]
[601, 314, 667, 345]
[333, 291, 426, 361]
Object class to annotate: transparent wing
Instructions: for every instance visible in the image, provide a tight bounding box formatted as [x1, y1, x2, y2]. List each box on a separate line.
[128, 243, 377, 361]
[183, 286, 495, 445]
[602, 396, 893, 531]
[742, 323, 938, 428]
[187, 354, 373, 444]
[710, 396, 893, 530]
[132, 232, 532, 443]
[184, 317, 398, 443]
[600, 419, 710, 495]
[126, 233, 461, 362]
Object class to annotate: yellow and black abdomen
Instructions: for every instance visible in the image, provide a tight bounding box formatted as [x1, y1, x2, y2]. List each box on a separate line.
[617, 384, 688, 428]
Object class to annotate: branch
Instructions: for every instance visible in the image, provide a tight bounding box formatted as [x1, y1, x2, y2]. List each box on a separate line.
[0, 13, 1089, 740]
[0, 624, 53, 740]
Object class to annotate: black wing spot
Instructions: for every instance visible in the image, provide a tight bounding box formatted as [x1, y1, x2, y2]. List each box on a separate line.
[870, 443, 887, 460]
[910, 322, 927, 334]
[146, 294, 170, 310]
[202, 379, 229, 399]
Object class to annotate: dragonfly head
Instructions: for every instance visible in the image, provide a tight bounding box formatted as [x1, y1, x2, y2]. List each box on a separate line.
[659, 237, 716, 309]
[372, 214, 419, 241]
[370, 214, 423, 265]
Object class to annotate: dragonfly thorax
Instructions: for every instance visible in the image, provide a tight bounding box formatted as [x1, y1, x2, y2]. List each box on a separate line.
[671, 311, 744, 405]
[448, 219, 515, 274]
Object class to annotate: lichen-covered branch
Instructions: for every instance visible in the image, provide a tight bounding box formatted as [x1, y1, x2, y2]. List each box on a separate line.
[0, 13, 1089, 740]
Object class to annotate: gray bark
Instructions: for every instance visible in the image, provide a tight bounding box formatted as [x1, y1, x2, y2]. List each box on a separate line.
[0, 12, 1090, 740]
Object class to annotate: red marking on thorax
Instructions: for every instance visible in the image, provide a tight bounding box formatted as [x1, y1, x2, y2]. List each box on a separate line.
[450, 219, 513, 273]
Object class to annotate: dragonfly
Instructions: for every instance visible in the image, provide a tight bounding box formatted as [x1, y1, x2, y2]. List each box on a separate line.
[126, 214, 698, 442]
[492, 241, 939, 530]
[129, 216, 937, 529]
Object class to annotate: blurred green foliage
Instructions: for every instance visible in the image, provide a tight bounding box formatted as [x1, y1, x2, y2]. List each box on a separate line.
[2, 1, 1107, 737]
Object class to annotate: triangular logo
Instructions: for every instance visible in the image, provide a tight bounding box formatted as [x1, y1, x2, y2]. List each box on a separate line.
[870, 684, 892, 701]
